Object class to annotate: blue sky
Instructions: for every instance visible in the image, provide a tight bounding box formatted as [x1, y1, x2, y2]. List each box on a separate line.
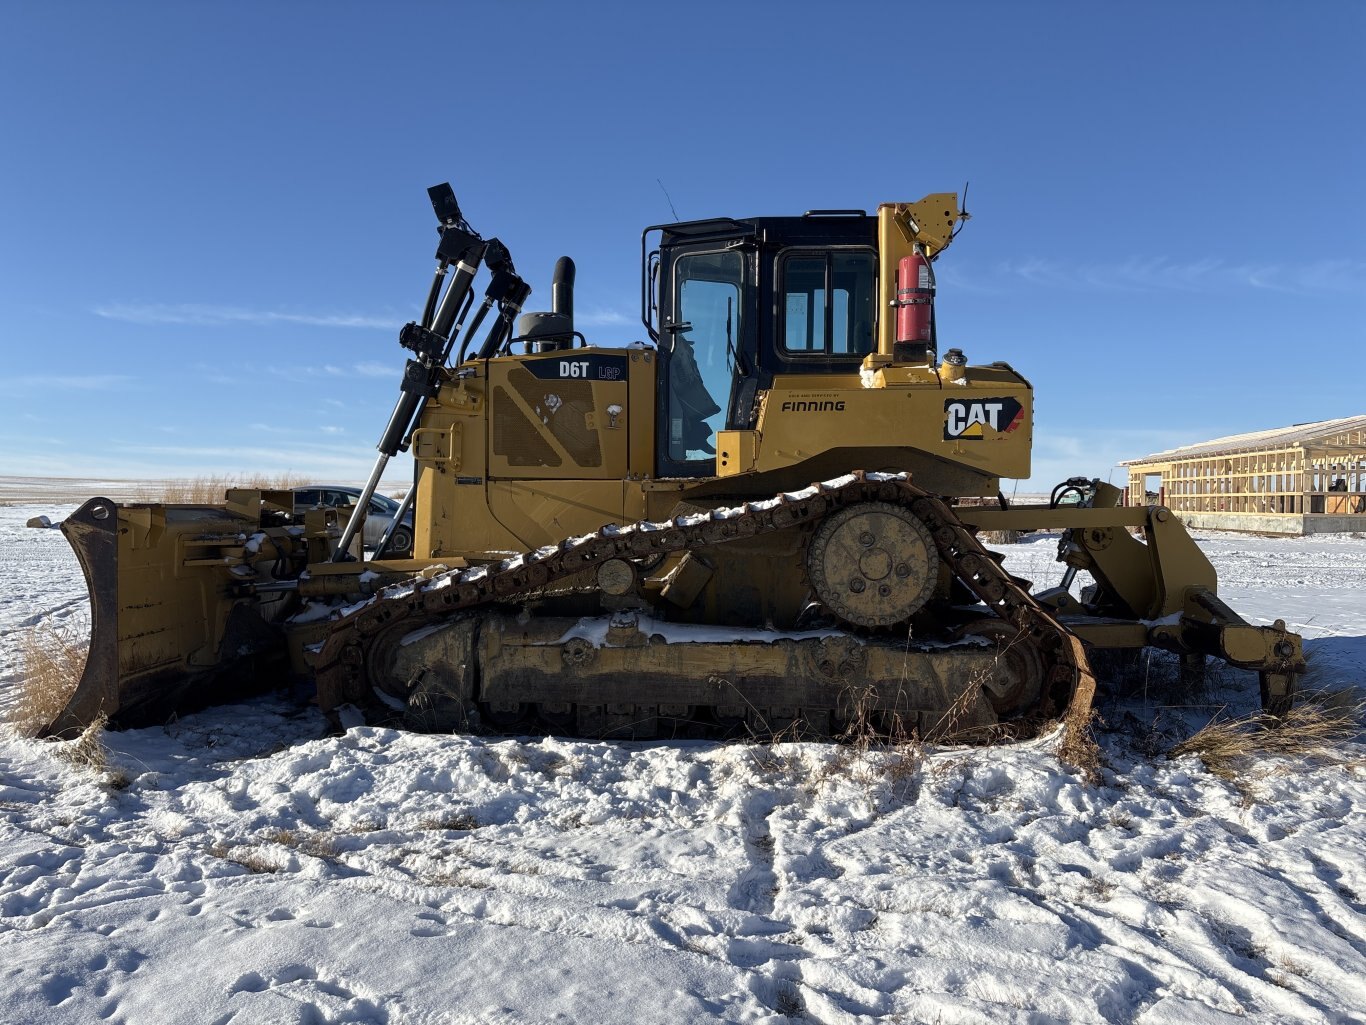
[2, 2, 1362, 491]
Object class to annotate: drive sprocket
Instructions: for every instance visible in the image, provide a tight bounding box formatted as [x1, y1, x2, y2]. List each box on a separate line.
[806, 501, 939, 628]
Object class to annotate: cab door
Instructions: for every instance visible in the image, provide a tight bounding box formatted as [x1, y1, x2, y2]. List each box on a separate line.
[656, 245, 754, 477]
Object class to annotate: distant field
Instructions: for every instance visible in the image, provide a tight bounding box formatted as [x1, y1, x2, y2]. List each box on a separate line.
[0, 477, 407, 506]
[0, 477, 160, 504]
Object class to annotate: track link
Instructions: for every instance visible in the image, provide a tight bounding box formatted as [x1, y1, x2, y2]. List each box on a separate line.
[312, 472, 1097, 740]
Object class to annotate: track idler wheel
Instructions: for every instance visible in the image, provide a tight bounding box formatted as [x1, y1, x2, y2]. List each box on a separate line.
[364, 615, 479, 731]
[807, 502, 939, 628]
[956, 620, 1046, 718]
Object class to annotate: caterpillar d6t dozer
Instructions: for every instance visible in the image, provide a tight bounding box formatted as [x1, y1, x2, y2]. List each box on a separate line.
[43, 184, 1304, 746]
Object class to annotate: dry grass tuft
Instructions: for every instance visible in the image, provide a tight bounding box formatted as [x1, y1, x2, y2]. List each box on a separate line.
[139, 474, 233, 504]
[139, 472, 309, 504]
[1171, 696, 1365, 780]
[773, 981, 805, 1018]
[1108, 808, 1134, 830]
[422, 866, 493, 889]
[883, 740, 925, 787]
[790, 683, 926, 797]
[54, 713, 109, 773]
[837, 681, 899, 748]
[1058, 710, 1104, 786]
[1079, 875, 1117, 902]
[242, 471, 310, 491]
[420, 812, 480, 832]
[209, 828, 339, 872]
[921, 682, 990, 745]
[265, 827, 339, 860]
[221, 847, 284, 874]
[50, 713, 128, 788]
[9, 619, 89, 737]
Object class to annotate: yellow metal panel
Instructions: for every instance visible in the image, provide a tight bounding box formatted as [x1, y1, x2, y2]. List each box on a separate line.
[626, 348, 656, 478]
[414, 374, 488, 560]
[716, 430, 758, 476]
[487, 480, 634, 552]
[754, 371, 1031, 482]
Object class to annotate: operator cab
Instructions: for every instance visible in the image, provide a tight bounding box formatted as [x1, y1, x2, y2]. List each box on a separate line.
[643, 213, 878, 477]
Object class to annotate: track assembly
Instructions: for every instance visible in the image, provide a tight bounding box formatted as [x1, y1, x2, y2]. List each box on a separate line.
[313, 473, 1096, 741]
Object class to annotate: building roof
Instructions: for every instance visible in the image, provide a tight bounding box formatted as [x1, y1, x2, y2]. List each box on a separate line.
[1122, 415, 1366, 466]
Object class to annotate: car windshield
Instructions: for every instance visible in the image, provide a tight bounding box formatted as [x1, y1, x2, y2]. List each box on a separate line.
[369, 493, 400, 514]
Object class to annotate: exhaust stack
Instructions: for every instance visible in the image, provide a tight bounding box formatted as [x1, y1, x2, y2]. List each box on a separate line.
[552, 255, 575, 332]
[517, 255, 578, 352]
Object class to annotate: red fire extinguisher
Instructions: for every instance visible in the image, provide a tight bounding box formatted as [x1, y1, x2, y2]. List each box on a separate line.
[895, 242, 935, 349]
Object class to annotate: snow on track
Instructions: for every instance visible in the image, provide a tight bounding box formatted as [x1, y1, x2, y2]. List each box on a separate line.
[1, 502, 1363, 1024]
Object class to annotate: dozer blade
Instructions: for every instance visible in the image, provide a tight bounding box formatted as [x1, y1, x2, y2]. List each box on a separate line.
[41, 497, 292, 737]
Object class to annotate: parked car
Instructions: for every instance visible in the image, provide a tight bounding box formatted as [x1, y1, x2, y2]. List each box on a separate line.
[292, 485, 414, 556]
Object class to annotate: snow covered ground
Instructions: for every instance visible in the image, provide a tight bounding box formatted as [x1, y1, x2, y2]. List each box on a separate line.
[1, 501, 1363, 1024]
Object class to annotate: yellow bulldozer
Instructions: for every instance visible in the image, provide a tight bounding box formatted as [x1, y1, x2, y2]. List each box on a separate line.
[43, 185, 1304, 744]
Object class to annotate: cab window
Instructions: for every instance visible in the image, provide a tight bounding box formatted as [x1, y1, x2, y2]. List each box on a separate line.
[781, 249, 876, 356]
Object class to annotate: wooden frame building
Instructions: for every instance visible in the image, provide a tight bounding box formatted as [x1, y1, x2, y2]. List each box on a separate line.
[1122, 415, 1366, 535]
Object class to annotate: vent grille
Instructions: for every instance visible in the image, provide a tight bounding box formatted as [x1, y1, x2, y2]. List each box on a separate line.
[500, 367, 603, 468]
[492, 385, 561, 467]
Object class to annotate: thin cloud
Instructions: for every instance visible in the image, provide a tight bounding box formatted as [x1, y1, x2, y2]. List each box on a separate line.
[0, 374, 132, 396]
[1245, 258, 1365, 294]
[187, 361, 242, 387]
[932, 262, 1005, 295]
[996, 257, 1366, 295]
[264, 362, 403, 380]
[0, 432, 70, 448]
[576, 308, 632, 327]
[95, 303, 397, 330]
[353, 361, 394, 377]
